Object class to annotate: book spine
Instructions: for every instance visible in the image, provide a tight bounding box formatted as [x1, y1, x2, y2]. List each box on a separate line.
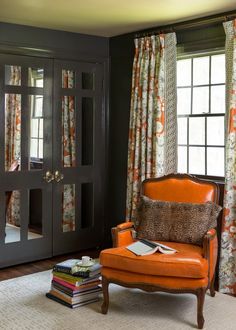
[53, 266, 71, 274]
[53, 277, 78, 290]
[46, 292, 99, 308]
[52, 271, 83, 284]
[72, 271, 89, 278]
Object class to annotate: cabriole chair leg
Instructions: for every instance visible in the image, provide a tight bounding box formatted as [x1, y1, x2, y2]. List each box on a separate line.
[196, 288, 206, 329]
[209, 275, 216, 297]
[101, 276, 109, 314]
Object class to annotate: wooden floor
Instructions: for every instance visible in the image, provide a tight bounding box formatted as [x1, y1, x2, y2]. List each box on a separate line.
[0, 249, 100, 281]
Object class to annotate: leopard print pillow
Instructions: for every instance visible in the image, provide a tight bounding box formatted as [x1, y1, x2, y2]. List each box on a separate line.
[135, 195, 222, 245]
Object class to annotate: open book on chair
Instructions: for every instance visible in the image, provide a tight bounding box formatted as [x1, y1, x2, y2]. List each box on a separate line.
[126, 238, 177, 256]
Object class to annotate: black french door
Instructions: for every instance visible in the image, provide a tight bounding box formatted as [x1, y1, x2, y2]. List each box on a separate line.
[52, 60, 104, 255]
[0, 54, 104, 267]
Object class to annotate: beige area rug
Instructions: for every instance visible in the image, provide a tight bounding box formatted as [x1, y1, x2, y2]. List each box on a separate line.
[0, 270, 236, 330]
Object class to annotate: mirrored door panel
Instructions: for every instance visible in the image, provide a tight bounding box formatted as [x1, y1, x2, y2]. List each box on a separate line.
[53, 60, 104, 255]
[0, 54, 53, 268]
[0, 54, 105, 266]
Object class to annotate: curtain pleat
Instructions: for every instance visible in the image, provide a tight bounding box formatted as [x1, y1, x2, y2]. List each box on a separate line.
[219, 19, 236, 295]
[126, 33, 177, 221]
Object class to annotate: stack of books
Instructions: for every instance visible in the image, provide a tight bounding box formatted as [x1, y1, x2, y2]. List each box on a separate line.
[46, 259, 102, 308]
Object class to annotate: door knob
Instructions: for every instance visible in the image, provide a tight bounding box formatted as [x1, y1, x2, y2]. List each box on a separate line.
[54, 170, 64, 182]
[43, 171, 54, 183]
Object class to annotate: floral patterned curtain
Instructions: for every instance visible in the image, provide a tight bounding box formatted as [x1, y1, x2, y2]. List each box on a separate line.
[62, 70, 76, 232]
[219, 19, 236, 295]
[5, 66, 21, 226]
[126, 33, 177, 221]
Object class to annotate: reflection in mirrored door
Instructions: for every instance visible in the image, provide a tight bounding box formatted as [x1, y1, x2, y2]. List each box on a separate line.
[28, 189, 43, 239]
[61, 69, 76, 233]
[5, 190, 21, 243]
[62, 184, 75, 232]
[28, 68, 44, 87]
[62, 95, 76, 168]
[29, 95, 44, 170]
[5, 93, 21, 172]
[5, 65, 21, 86]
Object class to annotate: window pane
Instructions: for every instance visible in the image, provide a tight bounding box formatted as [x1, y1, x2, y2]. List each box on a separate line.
[177, 118, 187, 144]
[211, 54, 225, 84]
[177, 59, 191, 86]
[189, 117, 205, 145]
[39, 119, 43, 139]
[38, 139, 43, 159]
[211, 85, 225, 114]
[29, 95, 43, 117]
[177, 88, 191, 115]
[30, 139, 38, 158]
[31, 119, 39, 138]
[189, 147, 205, 175]
[28, 68, 44, 87]
[207, 117, 224, 146]
[207, 147, 224, 176]
[178, 146, 187, 173]
[192, 87, 209, 114]
[193, 56, 209, 85]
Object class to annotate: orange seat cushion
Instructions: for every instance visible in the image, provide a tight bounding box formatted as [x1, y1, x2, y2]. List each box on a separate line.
[100, 241, 208, 279]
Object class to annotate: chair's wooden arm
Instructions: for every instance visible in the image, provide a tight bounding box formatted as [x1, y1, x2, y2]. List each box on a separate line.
[111, 221, 135, 247]
[202, 229, 217, 259]
[202, 228, 218, 284]
[116, 222, 134, 230]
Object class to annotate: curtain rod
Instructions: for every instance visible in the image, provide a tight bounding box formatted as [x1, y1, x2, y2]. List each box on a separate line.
[134, 10, 236, 38]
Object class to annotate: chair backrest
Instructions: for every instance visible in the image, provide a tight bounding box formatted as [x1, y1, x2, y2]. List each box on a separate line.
[142, 174, 219, 204]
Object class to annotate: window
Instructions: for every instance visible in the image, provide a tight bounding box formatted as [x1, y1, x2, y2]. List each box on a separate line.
[177, 53, 225, 178]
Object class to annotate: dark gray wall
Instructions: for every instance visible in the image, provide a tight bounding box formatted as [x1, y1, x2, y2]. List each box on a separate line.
[107, 34, 134, 230]
[0, 22, 109, 60]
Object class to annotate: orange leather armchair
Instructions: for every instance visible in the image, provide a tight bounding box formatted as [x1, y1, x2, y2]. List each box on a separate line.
[100, 174, 220, 329]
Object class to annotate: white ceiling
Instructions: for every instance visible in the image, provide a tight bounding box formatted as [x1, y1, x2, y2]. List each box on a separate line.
[0, 0, 235, 37]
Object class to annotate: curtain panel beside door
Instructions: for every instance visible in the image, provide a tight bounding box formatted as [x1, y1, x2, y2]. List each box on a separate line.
[126, 33, 177, 221]
[126, 33, 177, 219]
